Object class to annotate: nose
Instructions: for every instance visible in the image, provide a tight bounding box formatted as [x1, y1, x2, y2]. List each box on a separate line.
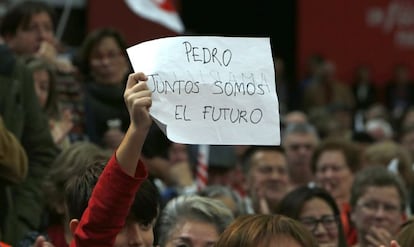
[373, 205, 387, 219]
[128, 223, 144, 246]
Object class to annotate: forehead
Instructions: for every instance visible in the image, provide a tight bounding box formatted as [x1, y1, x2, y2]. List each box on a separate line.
[251, 150, 287, 166]
[169, 220, 219, 243]
[284, 132, 317, 143]
[22, 11, 53, 26]
[317, 150, 346, 165]
[358, 186, 401, 203]
[300, 197, 334, 217]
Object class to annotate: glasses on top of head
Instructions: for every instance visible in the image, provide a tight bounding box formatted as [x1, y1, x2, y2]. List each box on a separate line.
[300, 215, 338, 232]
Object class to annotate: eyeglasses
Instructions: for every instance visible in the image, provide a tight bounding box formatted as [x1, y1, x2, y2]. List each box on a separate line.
[357, 201, 401, 214]
[300, 215, 338, 232]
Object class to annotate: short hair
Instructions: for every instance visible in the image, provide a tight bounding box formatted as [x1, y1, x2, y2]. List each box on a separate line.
[350, 166, 407, 211]
[197, 185, 245, 217]
[64, 160, 160, 224]
[276, 186, 347, 247]
[362, 140, 414, 188]
[0, 1, 56, 37]
[311, 138, 360, 174]
[157, 195, 234, 247]
[214, 214, 318, 247]
[43, 142, 109, 223]
[75, 28, 130, 77]
[241, 145, 285, 174]
[282, 122, 319, 144]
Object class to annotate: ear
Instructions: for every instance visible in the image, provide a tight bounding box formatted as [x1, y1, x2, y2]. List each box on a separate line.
[69, 219, 80, 235]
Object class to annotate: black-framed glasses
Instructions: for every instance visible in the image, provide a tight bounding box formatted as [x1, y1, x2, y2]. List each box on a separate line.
[300, 215, 338, 232]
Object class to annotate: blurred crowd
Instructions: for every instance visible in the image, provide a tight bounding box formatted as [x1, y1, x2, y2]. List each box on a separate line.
[0, 1, 414, 247]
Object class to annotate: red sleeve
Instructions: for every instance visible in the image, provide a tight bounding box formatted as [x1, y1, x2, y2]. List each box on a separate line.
[70, 153, 148, 247]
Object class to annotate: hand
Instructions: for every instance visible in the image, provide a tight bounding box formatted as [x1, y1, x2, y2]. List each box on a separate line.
[32, 236, 55, 247]
[378, 240, 401, 247]
[123, 73, 152, 132]
[365, 226, 393, 247]
[36, 41, 57, 63]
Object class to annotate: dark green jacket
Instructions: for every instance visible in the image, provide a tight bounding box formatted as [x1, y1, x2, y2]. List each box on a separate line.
[0, 45, 59, 245]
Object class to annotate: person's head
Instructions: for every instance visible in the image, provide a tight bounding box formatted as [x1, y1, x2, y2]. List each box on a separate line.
[311, 138, 360, 204]
[65, 160, 160, 247]
[25, 57, 58, 118]
[43, 142, 109, 223]
[214, 214, 318, 247]
[157, 195, 233, 247]
[0, 0, 55, 55]
[282, 123, 319, 185]
[362, 140, 414, 189]
[276, 186, 347, 247]
[242, 145, 290, 212]
[76, 28, 130, 85]
[198, 185, 245, 217]
[282, 111, 309, 127]
[350, 166, 407, 244]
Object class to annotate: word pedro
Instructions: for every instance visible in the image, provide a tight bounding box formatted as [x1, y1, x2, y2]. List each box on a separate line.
[183, 41, 232, 67]
[175, 105, 263, 124]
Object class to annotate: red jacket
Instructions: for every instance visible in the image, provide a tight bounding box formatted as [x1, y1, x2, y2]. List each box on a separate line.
[70, 153, 148, 247]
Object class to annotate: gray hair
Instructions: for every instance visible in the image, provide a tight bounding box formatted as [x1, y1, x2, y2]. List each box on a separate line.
[157, 195, 234, 247]
[282, 122, 319, 142]
[198, 185, 246, 217]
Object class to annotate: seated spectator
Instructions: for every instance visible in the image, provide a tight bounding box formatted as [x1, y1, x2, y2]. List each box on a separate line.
[276, 186, 347, 247]
[157, 195, 234, 247]
[214, 214, 318, 247]
[75, 28, 132, 150]
[241, 146, 291, 214]
[26, 57, 73, 149]
[282, 123, 319, 188]
[17, 142, 109, 247]
[0, 1, 75, 73]
[350, 166, 407, 247]
[311, 138, 361, 245]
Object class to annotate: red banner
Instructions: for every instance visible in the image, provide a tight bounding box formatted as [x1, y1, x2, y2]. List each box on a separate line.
[298, 0, 414, 85]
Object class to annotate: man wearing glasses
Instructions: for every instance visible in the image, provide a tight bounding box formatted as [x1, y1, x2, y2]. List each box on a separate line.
[349, 166, 407, 247]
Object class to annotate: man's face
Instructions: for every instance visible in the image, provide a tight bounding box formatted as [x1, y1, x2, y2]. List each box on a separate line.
[283, 132, 317, 169]
[246, 150, 290, 208]
[113, 220, 155, 247]
[5, 11, 54, 55]
[351, 186, 404, 241]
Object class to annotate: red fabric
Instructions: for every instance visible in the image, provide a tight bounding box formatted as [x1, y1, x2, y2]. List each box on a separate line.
[70, 153, 148, 247]
[47, 225, 68, 247]
[0, 242, 11, 247]
[340, 202, 357, 246]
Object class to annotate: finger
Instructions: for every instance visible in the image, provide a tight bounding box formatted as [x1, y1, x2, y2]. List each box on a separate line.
[390, 240, 401, 247]
[33, 235, 46, 247]
[370, 227, 392, 244]
[126, 72, 148, 89]
[365, 233, 383, 247]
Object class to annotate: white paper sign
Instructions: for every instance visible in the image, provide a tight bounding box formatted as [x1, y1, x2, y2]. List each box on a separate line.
[127, 36, 280, 145]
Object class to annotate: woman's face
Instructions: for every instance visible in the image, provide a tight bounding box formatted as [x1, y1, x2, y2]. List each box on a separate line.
[165, 220, 219, 247]
[315, 150, 354, 204]
[299, 198, 339, 247]
[33, 68, 50, 109]
[89, 36, 129, 85]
